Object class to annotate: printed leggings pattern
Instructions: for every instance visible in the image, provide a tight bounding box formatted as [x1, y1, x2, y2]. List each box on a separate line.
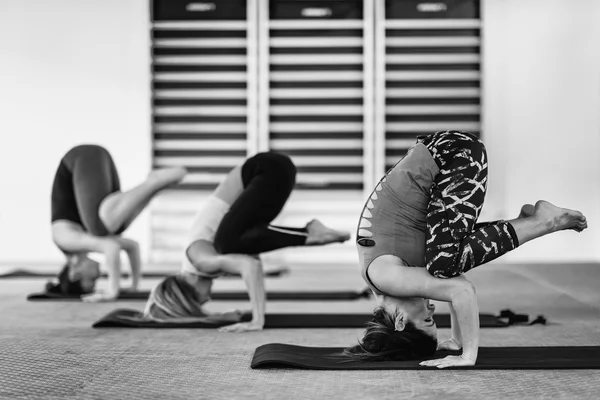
[421, 131, 518, 278]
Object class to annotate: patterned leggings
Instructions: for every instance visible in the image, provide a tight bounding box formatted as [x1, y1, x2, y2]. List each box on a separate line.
[420, 131, 519, 278]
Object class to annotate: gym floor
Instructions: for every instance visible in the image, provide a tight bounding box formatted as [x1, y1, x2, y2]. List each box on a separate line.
[1, 262, 600, 400]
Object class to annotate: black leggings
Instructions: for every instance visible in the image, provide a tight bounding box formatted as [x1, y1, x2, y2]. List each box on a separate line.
[214, 152, 308, 255]
[51, 144, 121, 236]
[420, 131, 519, 278]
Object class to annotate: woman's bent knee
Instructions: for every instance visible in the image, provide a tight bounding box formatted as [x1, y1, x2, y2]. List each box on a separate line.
[256, 152, 295, 174]
[250, 152, 297, 191]
[68, 144, 110, 158]
[426, 262, 462, 279]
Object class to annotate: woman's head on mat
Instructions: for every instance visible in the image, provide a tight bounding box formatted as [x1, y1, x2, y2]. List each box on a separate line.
[46, 254, 100, 295]
[344, 298, 437, 361]
[143, 274, 212, 320]
[380, 295, 438, 336]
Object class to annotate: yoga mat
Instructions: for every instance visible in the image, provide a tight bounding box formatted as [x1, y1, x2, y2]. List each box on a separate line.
[1, 266, 290, 279]
[251, 344, 600, 370]
[92, 309, 507, 329]
[27, 291, 149, 301]
[27, 287, 371, 302]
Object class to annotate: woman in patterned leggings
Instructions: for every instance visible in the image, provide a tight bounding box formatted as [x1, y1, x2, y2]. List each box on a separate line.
[345, 130, 587, 368]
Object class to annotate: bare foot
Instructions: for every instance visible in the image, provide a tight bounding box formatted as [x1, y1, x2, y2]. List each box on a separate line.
[518, 204, 535, 219]
[532, 200, 588, 233]
[148, 167, 187, 188]
[305, 219, 351, 245]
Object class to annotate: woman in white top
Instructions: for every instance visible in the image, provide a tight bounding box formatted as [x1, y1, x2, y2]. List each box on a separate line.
[143, 151, 350, 333]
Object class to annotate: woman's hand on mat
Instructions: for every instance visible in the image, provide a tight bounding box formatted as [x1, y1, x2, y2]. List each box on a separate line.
[225, 308, 252, 317]
[437, 338, 462, 351]
[419, 354, 476, 369]
[81, 290, 118, 302]
[217, 321, 264, 333]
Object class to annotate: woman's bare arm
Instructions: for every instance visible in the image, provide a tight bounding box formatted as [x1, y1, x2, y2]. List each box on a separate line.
[186, 241, 266, 332]
[53, 223, 112, 254]
[438, 302, 463, 350]
[114, 237, 141, 291]
[214, 255, 265, 332]
[449, 302, 462, 344]
[53, 224, 123, 301]
[80, 239, 122, 302]
[369, 257, 479, 365]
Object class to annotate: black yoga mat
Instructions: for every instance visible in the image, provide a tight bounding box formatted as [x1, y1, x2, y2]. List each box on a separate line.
[1, 266, 290, 279]
[27, 291, 150, 301]
[92, 309, 507, 329]
[251, 344, 600, 370]
[27, 287, 371, 302]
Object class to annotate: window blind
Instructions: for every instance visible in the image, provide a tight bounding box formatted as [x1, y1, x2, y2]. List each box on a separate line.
[375, 0, 481, 172]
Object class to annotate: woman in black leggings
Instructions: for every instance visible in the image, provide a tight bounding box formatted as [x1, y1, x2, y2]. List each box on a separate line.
[49, 144, 186, 301]
[143, 151, 350, 333]
[345, 130, 587, 368]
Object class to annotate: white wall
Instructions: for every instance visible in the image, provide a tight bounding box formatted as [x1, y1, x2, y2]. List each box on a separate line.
[0, 0, 152, 264]
[482, 0, 600, 261]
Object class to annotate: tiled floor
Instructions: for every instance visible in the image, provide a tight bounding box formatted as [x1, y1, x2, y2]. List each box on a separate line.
[1, 263, 599, 399]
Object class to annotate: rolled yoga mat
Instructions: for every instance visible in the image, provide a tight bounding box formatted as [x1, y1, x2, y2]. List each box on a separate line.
[251, 344, 600, 370]
[1, 265, 290, 279]
[92, 309, 508, 329]
[27, 287, 372, 302]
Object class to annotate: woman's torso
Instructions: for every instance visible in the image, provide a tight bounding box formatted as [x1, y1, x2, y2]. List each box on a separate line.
[180, 195, 231, 278]
[356, 142, 439, 293]
[51, 161, 83, 227]
[51, 145, 121, 247]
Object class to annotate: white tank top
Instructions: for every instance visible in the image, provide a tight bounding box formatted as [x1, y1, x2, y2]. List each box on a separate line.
[180, 195, 230, 277]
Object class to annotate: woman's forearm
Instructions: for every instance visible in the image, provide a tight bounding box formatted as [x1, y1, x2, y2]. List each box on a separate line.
[448, 302, 462, 344]
[450, 286, 479, 361]
[240, 259, 266, 325]
[202, 253, 267, 331]
[126, 247, 141, 290]
[103, 242, 122, 296]
[114, 237, 141, 290]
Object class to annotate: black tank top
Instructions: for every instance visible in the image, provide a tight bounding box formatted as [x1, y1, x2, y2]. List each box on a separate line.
[51, 161, 83, 226]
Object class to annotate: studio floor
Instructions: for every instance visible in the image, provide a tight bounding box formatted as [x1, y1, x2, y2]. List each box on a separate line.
[1, 262, 600, 400]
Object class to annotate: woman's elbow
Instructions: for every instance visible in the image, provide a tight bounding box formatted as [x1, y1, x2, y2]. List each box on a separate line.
[237, 257, 262, 277]
[451, 279, 476, 300]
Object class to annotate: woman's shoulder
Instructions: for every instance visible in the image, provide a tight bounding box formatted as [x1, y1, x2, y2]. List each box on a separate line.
[367, 255, 413, 293]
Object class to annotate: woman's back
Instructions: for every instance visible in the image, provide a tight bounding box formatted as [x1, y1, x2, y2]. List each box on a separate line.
[356, 142, 439, 291]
